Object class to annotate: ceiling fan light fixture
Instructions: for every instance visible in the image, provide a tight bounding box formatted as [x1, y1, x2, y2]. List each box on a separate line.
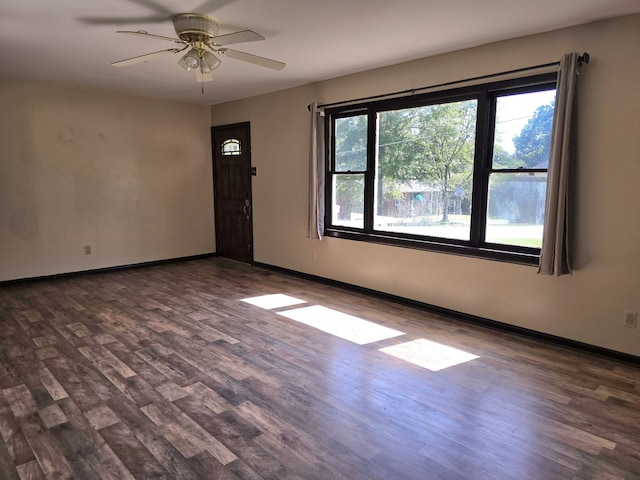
[200, 51, 221, 74]
[178, 48, 200, 71]
[112, 12, 285, 88]
[196, 70, 214, 83]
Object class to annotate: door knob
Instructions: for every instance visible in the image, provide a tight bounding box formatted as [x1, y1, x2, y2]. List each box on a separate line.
[243, 199, 250, 219]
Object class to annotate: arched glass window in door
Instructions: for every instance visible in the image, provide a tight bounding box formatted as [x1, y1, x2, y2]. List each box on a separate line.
[221, 138, 241, 156]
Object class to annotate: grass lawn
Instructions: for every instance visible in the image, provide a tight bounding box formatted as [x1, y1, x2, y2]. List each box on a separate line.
[488, 238, 542, 248]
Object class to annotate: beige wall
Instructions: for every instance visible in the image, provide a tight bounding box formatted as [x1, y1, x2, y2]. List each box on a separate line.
[0, 76, 215, 281]
[211, 14, 640, 356]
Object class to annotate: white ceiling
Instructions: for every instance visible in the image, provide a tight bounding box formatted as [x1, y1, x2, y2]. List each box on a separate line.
[1, 0, 638, 105]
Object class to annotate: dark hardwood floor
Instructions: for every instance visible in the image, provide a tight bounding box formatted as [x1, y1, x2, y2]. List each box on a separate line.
[0, 257, 639, 479]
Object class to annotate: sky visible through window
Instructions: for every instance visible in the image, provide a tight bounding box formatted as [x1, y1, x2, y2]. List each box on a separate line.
[495, 89, 556, 154]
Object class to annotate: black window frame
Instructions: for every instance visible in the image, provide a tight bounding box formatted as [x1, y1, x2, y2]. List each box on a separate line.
[324, 73, 557, 265]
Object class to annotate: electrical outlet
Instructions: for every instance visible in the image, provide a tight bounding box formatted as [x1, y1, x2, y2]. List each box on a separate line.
[623, 311, 638, 328]
[84, 245, 92, 255]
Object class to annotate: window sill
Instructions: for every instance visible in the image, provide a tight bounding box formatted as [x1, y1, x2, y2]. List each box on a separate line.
[324, 228, 540, 266]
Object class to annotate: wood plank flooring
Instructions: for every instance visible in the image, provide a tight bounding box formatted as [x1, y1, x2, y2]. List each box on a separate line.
[0, 257, 639, 479]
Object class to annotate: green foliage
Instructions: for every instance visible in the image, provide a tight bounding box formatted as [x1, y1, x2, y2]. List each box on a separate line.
[334, 174, 364, 221]
[377, 100, 478, 222]
[513, 102, 554, 168]
[333, 115, 367, 220]
[331, 97, 554, 225]
[492, 144, 522, 169]
[488, 100, 555, 226]
[335, 115, 367, 171]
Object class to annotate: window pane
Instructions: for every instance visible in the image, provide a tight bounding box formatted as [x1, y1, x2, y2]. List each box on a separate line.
[221, 138, 241, 156]
[332, 174, 364, 228]
[493, 89, 556, 168]
[486, 172, 547, 248]
[374, 100, 477, 241]
[335, 115, 367, 172]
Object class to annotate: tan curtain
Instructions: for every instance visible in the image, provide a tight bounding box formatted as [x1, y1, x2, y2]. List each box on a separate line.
[307, 103, 325, 240]
[538, 53, 580, 275]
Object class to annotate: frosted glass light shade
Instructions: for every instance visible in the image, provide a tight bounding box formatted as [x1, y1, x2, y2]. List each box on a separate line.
[200, 51, 221, 74]
[178, 49, 200, 71]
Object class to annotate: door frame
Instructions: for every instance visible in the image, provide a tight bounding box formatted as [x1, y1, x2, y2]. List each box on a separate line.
[211, 121, 254, 263]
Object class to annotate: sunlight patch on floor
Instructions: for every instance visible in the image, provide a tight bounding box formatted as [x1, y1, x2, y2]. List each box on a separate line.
[241, 294, 307, 310]
[379, 338, 479, 371]
[278, 305, 405, 345]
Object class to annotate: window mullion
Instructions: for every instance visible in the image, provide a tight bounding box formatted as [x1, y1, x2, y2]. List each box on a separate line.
[363, 108, 376, 231]
[470, 93, 492, 247]
[324, 114, 335, 229]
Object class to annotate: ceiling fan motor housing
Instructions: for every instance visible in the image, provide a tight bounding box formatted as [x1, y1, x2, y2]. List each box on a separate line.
[173, 13, 219, 42]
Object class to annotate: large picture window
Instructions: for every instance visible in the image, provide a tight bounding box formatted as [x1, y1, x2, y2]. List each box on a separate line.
[325, 74, 557, 263]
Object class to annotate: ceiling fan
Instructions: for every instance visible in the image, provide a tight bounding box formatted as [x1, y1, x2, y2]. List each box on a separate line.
[111, 12, 285, 83]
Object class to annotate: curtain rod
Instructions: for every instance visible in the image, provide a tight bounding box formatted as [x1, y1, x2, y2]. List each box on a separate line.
[309, 52, 589, 111]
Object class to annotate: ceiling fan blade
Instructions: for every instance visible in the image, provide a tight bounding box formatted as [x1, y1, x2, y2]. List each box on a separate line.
[128, 0, 173, 14]
[209, 30, 264, 46]
[192, 0, 236, 14]
[79, 15, 170, 25]
[79, 0, 235, 25]
[112, 48, 183, 67]
[117, 30, 186, 44]
[79, 0, 172, 25]
[222, 49, 285, 70]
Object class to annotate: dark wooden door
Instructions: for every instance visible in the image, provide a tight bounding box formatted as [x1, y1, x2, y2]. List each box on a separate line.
[212, 123, 253, 263]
